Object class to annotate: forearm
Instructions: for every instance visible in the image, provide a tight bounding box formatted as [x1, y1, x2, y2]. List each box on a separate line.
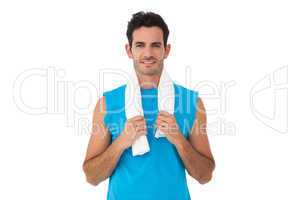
[83, 136, 125, 185]
[175, 135, 215, 184]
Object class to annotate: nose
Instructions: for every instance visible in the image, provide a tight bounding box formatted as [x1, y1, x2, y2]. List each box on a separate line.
[142, 46, 154, 59]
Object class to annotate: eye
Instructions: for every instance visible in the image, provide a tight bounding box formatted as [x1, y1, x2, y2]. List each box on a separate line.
[135, 43, 143, 48]
[153, 43, 161, 48]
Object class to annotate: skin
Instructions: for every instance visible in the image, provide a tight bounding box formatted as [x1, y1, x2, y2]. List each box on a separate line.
[82, 26, 215, 186]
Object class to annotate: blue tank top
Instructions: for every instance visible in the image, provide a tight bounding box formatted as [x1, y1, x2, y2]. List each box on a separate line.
[103, 83, 198, 200]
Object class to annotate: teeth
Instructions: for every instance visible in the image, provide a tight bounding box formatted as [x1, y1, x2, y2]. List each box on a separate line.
[142, 61, 155, 64]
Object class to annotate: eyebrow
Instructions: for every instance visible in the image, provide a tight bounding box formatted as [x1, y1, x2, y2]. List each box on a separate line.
[134, 41, 144, 45]
[134, 41, 162, 46]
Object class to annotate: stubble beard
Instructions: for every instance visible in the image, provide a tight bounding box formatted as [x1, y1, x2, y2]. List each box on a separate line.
[133, 60, 163, 76]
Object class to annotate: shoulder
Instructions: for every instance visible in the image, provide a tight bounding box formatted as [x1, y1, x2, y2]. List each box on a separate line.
[92, 84, 126, 121]
[93, 95, 106, 123]
[103, 84, 127, 97]
[195, 97, 206, 120]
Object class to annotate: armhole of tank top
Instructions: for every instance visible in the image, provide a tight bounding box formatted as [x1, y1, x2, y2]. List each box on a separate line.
[188, 90, 199, 138]
[102, 92, 110, 133]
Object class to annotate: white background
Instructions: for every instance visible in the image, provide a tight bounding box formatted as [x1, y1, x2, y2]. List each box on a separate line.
[0, 0, 299, 199]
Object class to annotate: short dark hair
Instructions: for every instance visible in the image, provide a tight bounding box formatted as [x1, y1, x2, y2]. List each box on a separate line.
[126, 11, 169, 48]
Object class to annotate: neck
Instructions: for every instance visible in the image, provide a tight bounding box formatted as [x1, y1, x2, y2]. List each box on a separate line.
[135, 70, 162, 89]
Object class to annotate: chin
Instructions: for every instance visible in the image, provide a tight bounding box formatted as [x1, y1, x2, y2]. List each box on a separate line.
[138, 68, 159, 76]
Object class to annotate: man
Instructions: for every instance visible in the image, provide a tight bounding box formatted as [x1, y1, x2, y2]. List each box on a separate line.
[83, 11, 215, 200]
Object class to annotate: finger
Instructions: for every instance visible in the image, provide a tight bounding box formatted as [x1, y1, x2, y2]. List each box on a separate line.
[155, 118, 165, 125]
[135, 120, 147, 128]
[133, 117, 146, 124]
[158, 112, 172, 119]
[133, 122, 146, 130]
[156, 124, 168, 133]
[156, 120, 169, 128]
[136, 128, 147, 136]
[125, 122, 136, 131]
[137, 128, 147, 134]
[135, 124, 147, 131]
[130, 115, 144, 121]
[156, 116, 171, 124]
[130, 119, 146, 127]
[130, 125, 146, 137]
[158, 111, 171, 117]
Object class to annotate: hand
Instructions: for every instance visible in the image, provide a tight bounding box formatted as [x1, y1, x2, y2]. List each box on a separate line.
[155, 111, 184, 145]
[118, 115, 147, 149]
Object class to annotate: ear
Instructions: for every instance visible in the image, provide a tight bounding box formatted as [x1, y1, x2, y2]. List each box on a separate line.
[125, 44, 133, 59]
[164, 44, 171, 59]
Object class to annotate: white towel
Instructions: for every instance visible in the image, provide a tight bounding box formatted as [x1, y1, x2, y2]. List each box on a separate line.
[125, 67, 175, 156]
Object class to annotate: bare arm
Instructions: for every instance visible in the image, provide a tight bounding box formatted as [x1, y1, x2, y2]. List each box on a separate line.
[175, 97, 215, 184]
[82, 97, 147, 186]
[156, 98, 215, 184]
[82, 97, 126, 186]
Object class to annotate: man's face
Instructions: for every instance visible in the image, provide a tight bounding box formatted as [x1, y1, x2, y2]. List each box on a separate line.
[126, 26, 171, 76]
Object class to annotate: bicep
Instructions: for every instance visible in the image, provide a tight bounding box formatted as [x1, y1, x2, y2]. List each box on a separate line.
[189, 97, 214, 161]
[84, 96, 111, 162]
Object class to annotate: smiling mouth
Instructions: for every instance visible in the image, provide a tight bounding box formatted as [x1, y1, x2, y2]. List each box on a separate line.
[141, 60, 156, 64]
